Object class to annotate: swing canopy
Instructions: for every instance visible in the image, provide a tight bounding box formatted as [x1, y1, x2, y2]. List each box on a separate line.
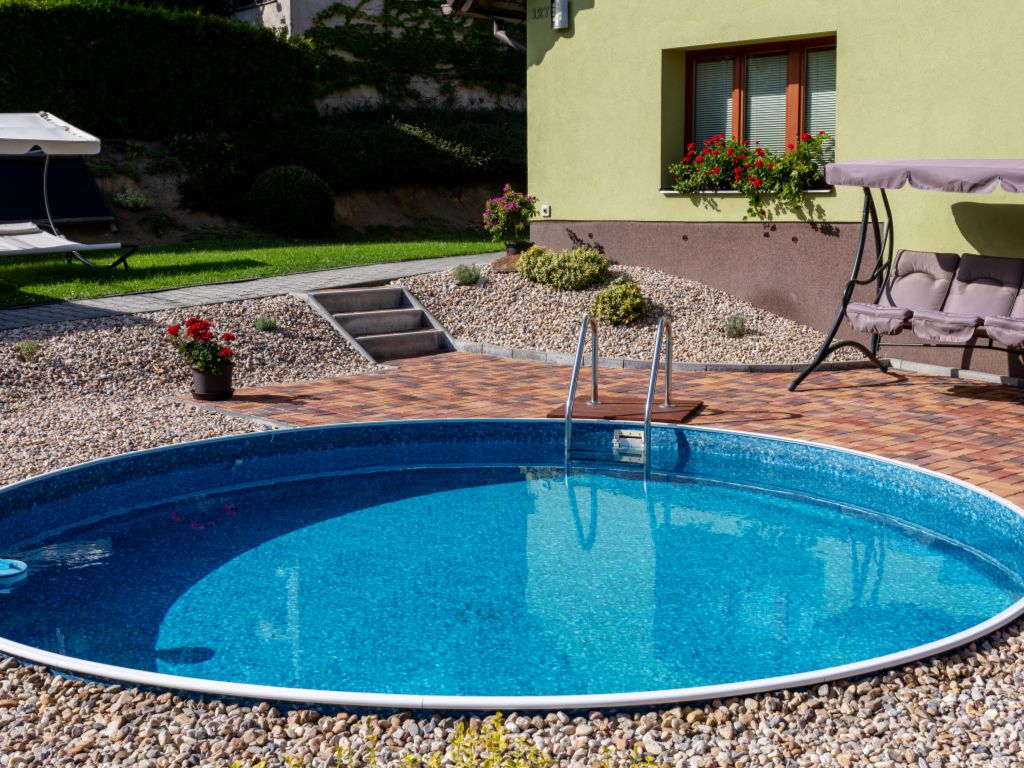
[825, 159, 1024, 194]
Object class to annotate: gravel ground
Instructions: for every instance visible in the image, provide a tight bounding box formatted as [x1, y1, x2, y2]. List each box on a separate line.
[0, 294, 375, 486]
[1, 288, 1022, 767]
[396, 266, 858, 365]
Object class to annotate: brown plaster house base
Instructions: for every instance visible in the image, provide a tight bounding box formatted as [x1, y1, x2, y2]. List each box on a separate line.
[531, 220, 1024, 379]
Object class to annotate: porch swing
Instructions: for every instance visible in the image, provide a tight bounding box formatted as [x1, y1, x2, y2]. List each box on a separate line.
[790, 159, 1024, 391]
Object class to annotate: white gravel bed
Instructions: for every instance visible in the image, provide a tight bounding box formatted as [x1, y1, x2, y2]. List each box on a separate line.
[0, 295, 376, 486]
[396, 266, 858, 365]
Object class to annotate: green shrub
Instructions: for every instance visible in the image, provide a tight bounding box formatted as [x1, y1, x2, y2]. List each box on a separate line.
[517, 245, 610, 291]
[590, 278, 649, 326]
[724, 314, 748, 338]
[452, 264, 481, 286]
[254, 315, 278, 333]
[112, 186, 151, 211]
[515, 245, 555, 283]
[0, 0, 316, 139]
[246, 165, 335, 238]
[16, 339, 39, 363]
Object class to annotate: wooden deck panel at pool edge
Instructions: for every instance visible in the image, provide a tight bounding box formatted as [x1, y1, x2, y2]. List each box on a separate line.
[545, 397, 703, 423]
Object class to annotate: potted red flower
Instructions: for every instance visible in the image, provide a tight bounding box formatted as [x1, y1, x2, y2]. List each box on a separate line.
[166, 317, 236, 400]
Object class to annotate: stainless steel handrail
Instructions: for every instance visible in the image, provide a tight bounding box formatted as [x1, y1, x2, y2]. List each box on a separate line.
[564, 314, 600, 463]
[643, 317, 673, 470]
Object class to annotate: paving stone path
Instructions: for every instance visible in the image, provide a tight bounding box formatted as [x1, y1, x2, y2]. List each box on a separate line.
[0, 253, 499, 330]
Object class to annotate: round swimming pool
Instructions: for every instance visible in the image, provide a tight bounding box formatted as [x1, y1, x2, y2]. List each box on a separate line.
[1, 419, 1022, 709]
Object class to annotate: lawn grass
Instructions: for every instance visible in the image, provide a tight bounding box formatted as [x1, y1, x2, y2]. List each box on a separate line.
[0, 231, 501, 308]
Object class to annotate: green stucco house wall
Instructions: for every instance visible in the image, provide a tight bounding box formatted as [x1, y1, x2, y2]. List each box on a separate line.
[453, 0, 1024, 377]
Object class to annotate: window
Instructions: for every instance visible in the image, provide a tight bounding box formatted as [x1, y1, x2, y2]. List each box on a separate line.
[687, 39, 836, 156]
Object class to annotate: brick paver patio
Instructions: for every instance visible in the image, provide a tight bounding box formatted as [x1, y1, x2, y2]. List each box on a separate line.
[197, 352, 1024, 509]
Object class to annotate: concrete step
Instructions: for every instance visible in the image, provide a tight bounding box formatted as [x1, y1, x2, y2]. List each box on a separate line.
[358, 329, 447, 361]
[334, 308, 428, 336]
[311, 287, 406, 314]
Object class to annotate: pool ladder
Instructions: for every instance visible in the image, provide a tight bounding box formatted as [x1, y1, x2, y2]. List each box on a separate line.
[564, 314, 673, 471]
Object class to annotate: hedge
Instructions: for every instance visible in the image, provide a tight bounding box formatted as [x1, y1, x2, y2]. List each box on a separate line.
[174, 108, 527, 219]
[0, 0, 316, 138]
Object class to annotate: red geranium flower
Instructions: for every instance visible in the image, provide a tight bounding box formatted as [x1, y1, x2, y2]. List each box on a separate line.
[801, 133, 811, 141]
[752, 178, 763, 188]
[694, 156, 704, 164]
[755, 159, 764, 168]
[818, 130, 827, 136]
[787, 144, 795, 151]
[725, 148, 734, 157]
[711, 167, 720, 175]
[687, 142, 696, 150]
[219, 348, 234, 358]
[220, 332, 236, 341]
[167, 324, 180, 336]
[755, 147, 766, 157]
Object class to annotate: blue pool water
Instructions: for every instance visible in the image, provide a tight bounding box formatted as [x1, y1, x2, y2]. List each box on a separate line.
[0, 420, 1022, 704]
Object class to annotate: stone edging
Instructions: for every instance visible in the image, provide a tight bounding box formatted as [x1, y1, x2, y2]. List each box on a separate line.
[452, 339, 873, 374]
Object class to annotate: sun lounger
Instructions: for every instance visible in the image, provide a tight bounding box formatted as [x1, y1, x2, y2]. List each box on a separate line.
[0, 222, 136, 269]
[0, 113, 137, 269]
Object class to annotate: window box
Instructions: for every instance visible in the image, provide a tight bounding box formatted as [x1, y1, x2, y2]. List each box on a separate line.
[658, 187, 834, 197]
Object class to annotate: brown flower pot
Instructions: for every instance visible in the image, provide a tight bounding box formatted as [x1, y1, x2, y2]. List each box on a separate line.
[191, 365, 234, 401]
[505, 241, 534, 256]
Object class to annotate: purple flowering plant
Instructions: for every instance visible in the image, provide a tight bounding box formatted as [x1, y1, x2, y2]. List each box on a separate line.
[483, 184, 538, 243]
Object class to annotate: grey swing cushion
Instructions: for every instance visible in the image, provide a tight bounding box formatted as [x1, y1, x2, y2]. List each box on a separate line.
[845, 250, 959, 335]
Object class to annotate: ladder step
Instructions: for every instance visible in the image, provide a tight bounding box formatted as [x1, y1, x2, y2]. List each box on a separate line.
[569, 448, 645, 466]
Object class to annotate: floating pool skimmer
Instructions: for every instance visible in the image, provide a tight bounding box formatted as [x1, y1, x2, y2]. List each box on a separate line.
[0, 559, 27, 588]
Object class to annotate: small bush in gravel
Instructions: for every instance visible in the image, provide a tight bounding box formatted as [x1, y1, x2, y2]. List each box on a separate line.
[254, 314, 278, 332]
[452, 263, 481, 286]
[247, 165, 334, 238]
[590, 278, 648, 326]
[515, 245, 555, 283]
[112, 185, 151, 211]
[16, 339, 39, 363]
[517, 245, 610, 291]
[724, 314, 748, 338]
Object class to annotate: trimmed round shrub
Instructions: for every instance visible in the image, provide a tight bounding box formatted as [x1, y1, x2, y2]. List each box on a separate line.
[590, 277, 649, 325]
[247, 165, 334, 237]
[515, 245, 555, 283]
[517, 245, 610, 291]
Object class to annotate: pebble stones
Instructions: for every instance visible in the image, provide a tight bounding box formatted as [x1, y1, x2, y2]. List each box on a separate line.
[0, 294, 378, 487]
[396, 266, 860, 366]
